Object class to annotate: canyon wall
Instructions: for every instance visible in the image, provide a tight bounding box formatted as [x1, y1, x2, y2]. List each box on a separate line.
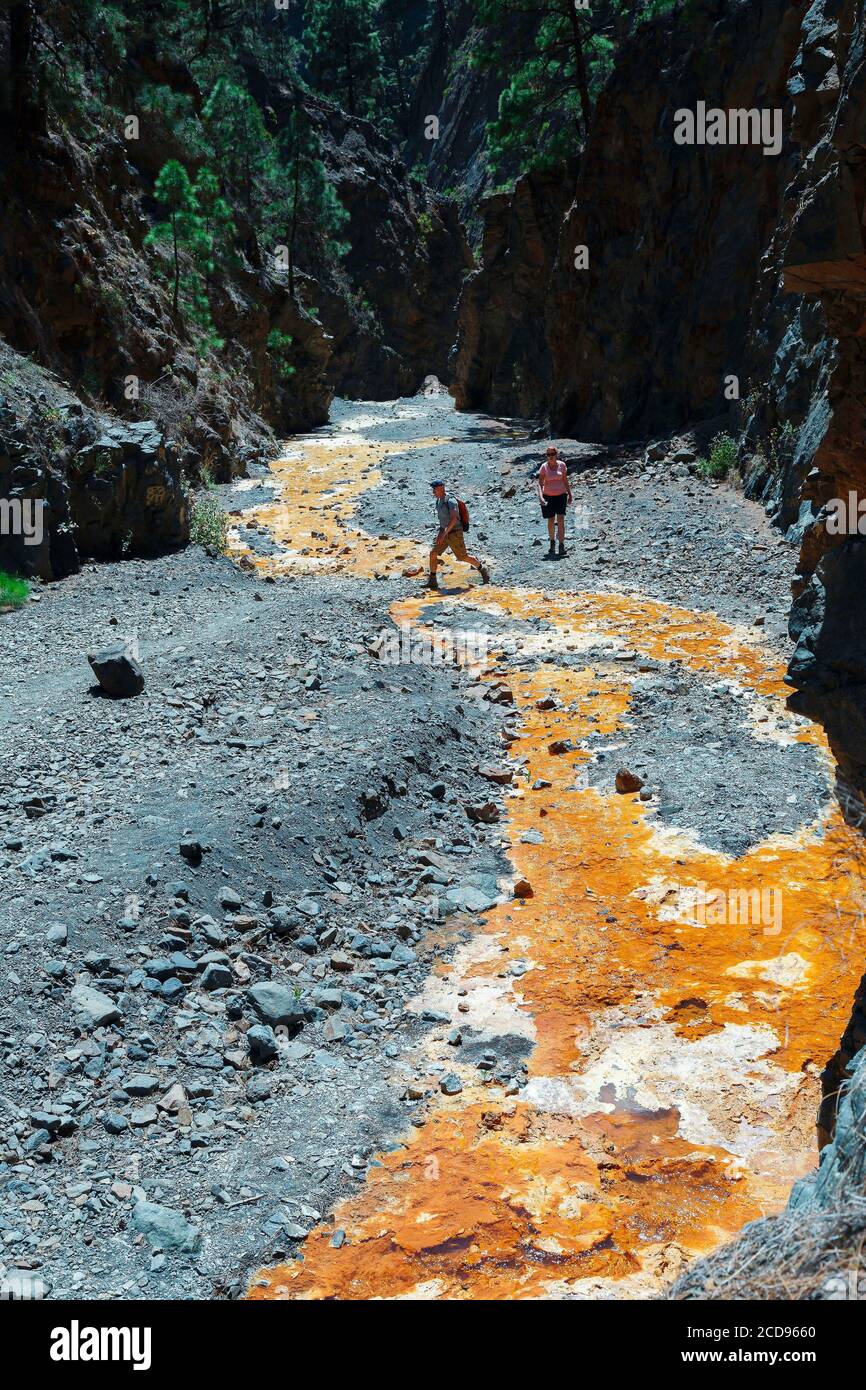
[782, 1, 866, 801]
[0, 6, 469, 576]
[450, 0, 804, 439]
[449, 0, 866, 794]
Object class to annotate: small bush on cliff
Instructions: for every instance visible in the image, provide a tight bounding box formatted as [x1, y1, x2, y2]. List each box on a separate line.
[267, 330, 296, 382]
[0, 572, 30, 610]
[696, 433, 738, 480]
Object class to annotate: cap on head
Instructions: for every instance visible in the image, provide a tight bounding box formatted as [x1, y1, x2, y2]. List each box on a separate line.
[430, 479, 444, 489]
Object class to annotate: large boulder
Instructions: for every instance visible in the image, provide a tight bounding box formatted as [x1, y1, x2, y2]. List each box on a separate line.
[70, 419, 188, 559]
[87, 645, 145, 698]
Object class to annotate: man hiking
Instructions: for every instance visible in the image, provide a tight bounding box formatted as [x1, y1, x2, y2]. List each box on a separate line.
[537, 444, 573, 558]
[427, 481, 490, 590]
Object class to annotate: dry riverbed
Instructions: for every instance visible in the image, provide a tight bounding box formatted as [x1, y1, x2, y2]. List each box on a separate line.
[1, 392, 861, 1301]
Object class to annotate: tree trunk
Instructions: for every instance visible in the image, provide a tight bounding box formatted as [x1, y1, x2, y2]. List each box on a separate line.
[288, 138, 300, 300]
[171, 213, 180, 313]
[565, 0, 592, 140]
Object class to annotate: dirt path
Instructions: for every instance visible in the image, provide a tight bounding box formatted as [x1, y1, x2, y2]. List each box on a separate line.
[236, 395, 866, 1300]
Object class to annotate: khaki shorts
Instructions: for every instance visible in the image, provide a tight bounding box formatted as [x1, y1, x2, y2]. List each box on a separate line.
[433, 527, 469, 561]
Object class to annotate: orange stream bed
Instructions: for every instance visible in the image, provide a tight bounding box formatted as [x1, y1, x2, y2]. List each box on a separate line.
[240, 437, 866, 1300]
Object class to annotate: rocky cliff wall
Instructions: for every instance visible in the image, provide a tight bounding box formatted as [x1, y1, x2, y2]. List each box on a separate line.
[0, 9, 470, 577]
[449, 163, 578, 417]
[781, 0, 866, 804]
[451, 0, 803, 440]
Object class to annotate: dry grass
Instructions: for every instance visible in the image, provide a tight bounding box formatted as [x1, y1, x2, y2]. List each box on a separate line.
[668, 1062, 866, 1300]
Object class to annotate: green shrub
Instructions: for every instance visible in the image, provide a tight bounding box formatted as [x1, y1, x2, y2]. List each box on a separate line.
[189, 489, 227, 555]
[267, 328, 296, 381]
[695, 432, 737, 480]
[0, 572, 30, 608]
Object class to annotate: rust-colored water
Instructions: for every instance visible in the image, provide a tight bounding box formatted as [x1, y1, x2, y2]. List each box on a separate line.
[226, 433, 448, 579]
[239, 427, 866, 1300]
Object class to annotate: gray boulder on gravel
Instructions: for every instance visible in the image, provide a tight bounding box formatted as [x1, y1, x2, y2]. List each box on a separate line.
[87, 645, 145, 697]
[131, 1200, 201, 1253]
[248, 981, 305, 1028]
[70, 982, 121, 1026]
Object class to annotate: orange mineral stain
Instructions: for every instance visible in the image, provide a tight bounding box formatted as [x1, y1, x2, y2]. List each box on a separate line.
[242, 439, 866, 1301]
[226, 430, 474, 582]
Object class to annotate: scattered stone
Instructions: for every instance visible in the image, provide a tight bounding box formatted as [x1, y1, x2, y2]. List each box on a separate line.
[129, 1105, 158, 1127]
[615, 767, 645, 794]
[123, 1074, 159, 1097]
[323, 1016, 348, 1043]
[70, 983, 121, 1027]
[201, 962, 233, 991]
[87, 646, 145, 698]
[247, 1024, 279, 1063]
[131, 1200, 201, 1253]
[248, 981, 305, 1028]
[246, 1074, 272, 1103]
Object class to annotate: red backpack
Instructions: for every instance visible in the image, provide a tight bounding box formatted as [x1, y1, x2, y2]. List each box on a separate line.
[457, 498, 470, 532]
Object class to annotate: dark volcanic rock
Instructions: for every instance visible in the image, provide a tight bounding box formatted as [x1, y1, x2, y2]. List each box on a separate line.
[71, 420, 188, 559]
[0, 348, 189, 579]
[781, 0, 866, 799]
[238, 77, 473, 401]
[87, 645, 145, 698]
[451, 0, 801, 439]
[450, 164, 578, 418]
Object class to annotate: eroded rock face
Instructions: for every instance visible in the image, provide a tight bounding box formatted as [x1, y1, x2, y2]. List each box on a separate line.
[239, 80, 474, 400]
[451, 0, 802, 439]
[779, 2, 866, 799]
[70, 419, 188, 561]
[450, 165, 578, 418]
[0, 346, 188, 579]
[445, 0, 866, 810]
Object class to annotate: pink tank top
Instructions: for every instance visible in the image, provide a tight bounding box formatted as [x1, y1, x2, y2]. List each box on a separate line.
[539, 459, 568, 496]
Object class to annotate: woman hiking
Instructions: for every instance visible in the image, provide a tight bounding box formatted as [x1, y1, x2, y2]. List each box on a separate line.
[537, 445, 572, 558]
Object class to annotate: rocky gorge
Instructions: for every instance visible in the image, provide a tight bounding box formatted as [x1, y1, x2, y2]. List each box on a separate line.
[1, 0, 866, 1312]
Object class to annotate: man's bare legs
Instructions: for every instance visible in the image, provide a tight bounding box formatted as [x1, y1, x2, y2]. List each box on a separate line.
[429, 541, 488, 587]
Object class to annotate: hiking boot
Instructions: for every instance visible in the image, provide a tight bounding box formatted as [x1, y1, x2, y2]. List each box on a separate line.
[543, 543, 555, 560]
[558, 543, 566, 558]
[479, 565, 490, 584]
[426, 573, 439, 590]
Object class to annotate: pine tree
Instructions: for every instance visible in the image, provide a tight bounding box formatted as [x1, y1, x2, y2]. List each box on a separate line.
[474, 0, 678, 176]
[303, 0, 385, 121]
[146, 159, 224, 350]
[192, 167, 237, 281]
[146, 159, 198, 313]
[266, 109, 349, 297]
[202, 78, 271, 221]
